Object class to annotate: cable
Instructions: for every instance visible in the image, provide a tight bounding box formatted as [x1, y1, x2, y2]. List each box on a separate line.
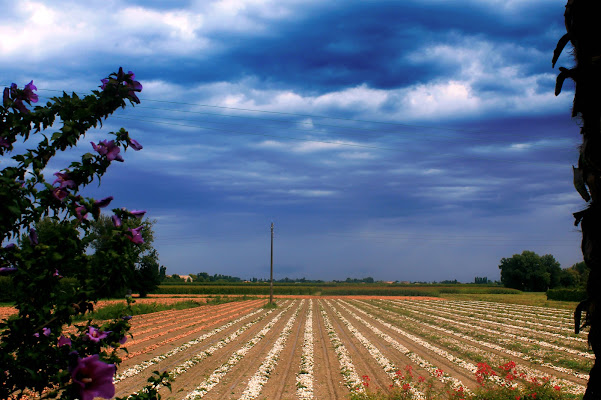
[30, 92, 578, 155]
[22, 87, 549, 138]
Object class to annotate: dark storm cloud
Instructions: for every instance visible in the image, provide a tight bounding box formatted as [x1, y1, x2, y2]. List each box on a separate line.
[1, 0, 583, 281]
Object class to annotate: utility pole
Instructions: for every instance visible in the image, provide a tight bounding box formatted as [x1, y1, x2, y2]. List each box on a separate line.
[270, 222, 274, 305]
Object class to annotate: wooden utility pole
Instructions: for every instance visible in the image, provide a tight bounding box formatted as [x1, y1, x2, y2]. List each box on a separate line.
[270, 222, 274, 305]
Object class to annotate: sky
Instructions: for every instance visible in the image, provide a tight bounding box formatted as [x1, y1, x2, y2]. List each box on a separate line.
[0, 0, 586, 282]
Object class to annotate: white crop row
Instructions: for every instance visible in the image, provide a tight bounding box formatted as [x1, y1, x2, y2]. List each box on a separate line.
[183, 300, 298, 399]
[355, 300, 586, 394]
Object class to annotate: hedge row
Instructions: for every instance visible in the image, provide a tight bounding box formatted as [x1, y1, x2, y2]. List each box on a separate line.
[546, 288, 587, 302]
[153, 285, 317, 295]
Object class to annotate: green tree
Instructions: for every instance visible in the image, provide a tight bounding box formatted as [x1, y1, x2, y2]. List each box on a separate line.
[88, 215, 160, 297]
[559, 261, 588, 288]
[498, 251, 561, 292]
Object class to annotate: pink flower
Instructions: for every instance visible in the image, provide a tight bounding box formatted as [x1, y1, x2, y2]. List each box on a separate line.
[111, 215, 122, 227]
[129, 209, 146, 218]
[53, 171, 76, 189]
[71, 354, 115, 400]
[3, 81, 37, 113]
[23, 81, 38, 103]
[34, 327, 51, 337]
[52, 187, 69, 201]
[58, 335, 71, 347]
[94, 196, 113, 208]
[91, 140, 123, 162]
[86, 326, 110, 343]
[127, 226, 144, 244]
[75, 205, 88, 221]
[128, 138, 143, 151]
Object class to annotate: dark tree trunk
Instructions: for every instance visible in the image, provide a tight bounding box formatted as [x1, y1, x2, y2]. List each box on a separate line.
[554, 1, 601, 398]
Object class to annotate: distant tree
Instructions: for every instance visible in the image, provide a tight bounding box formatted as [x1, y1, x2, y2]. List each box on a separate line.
[474, 277, 488, 284]
[164, 274, 184, 282]
[498, 251, 561, 291]
[559, 261, 588, 288]
[134, 249, 161, 297]
[541, 254, 562, 288]
[159, 265, 167, 281]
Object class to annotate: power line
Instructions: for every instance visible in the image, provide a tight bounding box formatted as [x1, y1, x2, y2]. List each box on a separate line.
[26, 87, 541, 138]
[30, 92, 578, 154]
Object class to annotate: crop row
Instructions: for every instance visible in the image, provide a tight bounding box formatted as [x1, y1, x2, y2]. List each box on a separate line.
[111, 298, 588, 399]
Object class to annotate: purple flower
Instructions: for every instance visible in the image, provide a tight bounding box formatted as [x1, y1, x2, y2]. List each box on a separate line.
[75, 205, 88, 221]
[86, 326, 110, 343]
[121, 315, 132, 320]
[0, 136, 9, 148]
[3, 243, 16, 250]
[129, 209, 146, 218]
[91, 140, 108, 156]
[52, 187, 69, 201]
[71, 354, 115, 400]
[91, 140, 123, 162]
[111, 215, 122, 227]
[127, 226, 144, 244]
[53, 171, 76, 189]
[128, 138, 143, 151]
[100, 68, 142, 104]
[34, 327, 51, 338]
[4, 81, 38, 113]
[53, 269, 63, 278]
[29, 228, 38, 245]
[58, 335, 72, 347]
[94, 196, 113, 208]
[119, 336, 127, 344]
[0, 267, 18, 274]
[23, 80, 38, 103]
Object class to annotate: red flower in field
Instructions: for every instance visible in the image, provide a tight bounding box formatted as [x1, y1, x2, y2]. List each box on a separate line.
[531, 393, 536, 398]
[500, 361, 516, 371]
[505, 373, 515, 381]
[402, 383, 410, 391]
[418, 376, 425, 382]
[435, 368, 443, 377]
[515, 396, 521, 400]
[554, 385, 561, 391]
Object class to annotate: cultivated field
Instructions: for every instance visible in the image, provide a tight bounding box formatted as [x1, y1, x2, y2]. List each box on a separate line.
[107, 297, 591, 400]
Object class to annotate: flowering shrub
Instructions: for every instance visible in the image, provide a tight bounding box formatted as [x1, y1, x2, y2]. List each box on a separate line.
[0, 70, 169, 399]
[348, 363, 578, 400]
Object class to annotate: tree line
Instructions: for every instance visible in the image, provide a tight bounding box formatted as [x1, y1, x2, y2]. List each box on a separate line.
[499, 250, 587, 292]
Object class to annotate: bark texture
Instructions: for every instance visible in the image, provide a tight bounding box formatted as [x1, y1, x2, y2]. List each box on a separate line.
[554, 1, 601, 398]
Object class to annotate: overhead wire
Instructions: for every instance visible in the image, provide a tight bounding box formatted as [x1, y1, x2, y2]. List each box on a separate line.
[26, 87, 563, 140]
[24, 91, 578, 161]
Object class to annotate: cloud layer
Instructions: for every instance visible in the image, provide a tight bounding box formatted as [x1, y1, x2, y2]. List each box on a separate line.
[1, 0, 583, 281]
